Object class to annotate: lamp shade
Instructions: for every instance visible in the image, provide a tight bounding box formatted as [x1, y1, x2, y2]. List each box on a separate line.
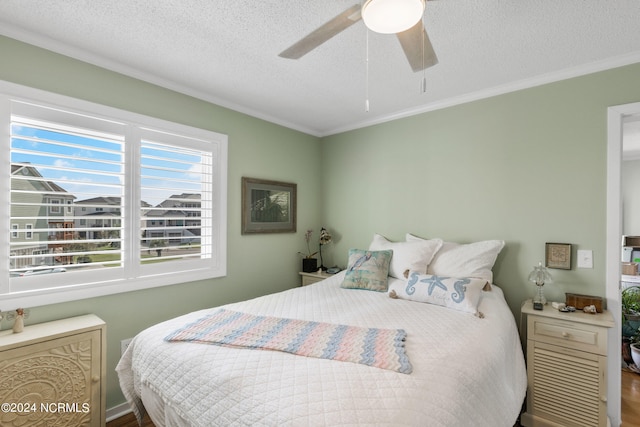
[319, 227, 332, 245]
[528, 261, 553, 286]
[361, 0, 426, 34]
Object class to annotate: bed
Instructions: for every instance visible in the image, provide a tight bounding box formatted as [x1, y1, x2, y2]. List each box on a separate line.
[116, 260, 527, 427]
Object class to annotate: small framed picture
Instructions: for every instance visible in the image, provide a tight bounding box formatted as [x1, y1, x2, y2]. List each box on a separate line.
[545, 243, 572, 270]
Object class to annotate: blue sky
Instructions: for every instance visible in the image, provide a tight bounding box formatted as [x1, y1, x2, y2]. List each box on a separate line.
[11, 124, 203, 206]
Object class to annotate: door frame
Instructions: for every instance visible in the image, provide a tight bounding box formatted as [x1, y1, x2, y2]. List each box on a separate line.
[606, 101, 640, 426]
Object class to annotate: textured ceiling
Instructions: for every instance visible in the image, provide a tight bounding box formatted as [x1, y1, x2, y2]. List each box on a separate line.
[1, 0, 640, 136]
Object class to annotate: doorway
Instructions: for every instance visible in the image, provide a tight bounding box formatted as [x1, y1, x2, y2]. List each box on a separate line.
[607, 102, 640, 427]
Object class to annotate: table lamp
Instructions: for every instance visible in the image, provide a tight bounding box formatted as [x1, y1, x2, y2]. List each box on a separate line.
[528, 261, 553, 308]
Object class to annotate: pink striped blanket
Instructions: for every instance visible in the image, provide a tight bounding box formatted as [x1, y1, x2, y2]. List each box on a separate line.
[165, 309, 412, 374]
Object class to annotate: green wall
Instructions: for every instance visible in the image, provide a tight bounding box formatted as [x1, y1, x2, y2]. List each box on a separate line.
[320, 62, 640, 319]
[3, 33, 640, 412]
[0, 36, 322, 409]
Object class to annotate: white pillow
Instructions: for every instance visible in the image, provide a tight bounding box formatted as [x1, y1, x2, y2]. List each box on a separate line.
[369, 234, 443, 279]
[389, 271, 486, 316]
[406, 234, 504, 283]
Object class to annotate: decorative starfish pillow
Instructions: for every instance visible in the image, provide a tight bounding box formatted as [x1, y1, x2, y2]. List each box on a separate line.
[389, 270, 487, 316]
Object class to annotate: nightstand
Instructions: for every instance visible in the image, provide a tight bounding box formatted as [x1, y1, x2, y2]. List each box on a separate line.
[299, 271, 332, 286]
[520, 300, 614, 427]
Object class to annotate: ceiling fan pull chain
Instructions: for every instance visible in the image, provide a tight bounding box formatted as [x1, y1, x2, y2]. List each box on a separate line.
[421, 23, 427, 93]
[365, 27, 370, 112]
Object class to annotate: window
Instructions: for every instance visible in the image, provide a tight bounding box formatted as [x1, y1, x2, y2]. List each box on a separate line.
[0, 84, 228, 308]
[49, 199, 61, 214]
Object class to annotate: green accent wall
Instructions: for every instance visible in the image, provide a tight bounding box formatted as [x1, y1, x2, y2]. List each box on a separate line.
[0, 36, 321, 409]
[2, 34, 640, 412]
[320, 62, 640, 320]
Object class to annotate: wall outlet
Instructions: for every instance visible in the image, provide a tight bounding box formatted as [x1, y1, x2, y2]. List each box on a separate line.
[120, 337, 133, 356]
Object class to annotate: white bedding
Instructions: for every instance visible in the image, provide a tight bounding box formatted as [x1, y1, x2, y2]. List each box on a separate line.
[117, 272, 527, 426]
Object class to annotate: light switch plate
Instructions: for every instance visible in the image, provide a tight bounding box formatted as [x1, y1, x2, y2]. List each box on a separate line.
[577, 249, 593, 268]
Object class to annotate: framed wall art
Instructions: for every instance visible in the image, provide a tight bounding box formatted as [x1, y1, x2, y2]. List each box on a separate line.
[545, 242, 572, 270]
[241, 177, 297, 234]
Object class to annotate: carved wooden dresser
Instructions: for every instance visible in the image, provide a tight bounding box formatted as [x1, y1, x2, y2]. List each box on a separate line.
[0, 314, 106, 426]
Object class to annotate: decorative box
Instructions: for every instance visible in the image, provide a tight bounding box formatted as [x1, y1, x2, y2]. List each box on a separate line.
[565, 293, 603, 313]
[622, 262, 638, 275]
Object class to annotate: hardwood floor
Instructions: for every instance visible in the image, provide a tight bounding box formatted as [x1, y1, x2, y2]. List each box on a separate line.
[106, 412, 155, 427]
[622, 368, 640, 427]
[107, 373, 639, 427]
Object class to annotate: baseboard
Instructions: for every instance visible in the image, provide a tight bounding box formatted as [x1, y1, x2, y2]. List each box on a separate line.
[106, 402, 132, 422]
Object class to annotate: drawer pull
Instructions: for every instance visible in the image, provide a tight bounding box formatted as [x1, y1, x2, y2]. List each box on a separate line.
[561, 331, 570, 338]
[91, 375, 100, 383]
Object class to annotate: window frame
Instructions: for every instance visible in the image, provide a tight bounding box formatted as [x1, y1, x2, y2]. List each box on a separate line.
[0, 81, 228, 309]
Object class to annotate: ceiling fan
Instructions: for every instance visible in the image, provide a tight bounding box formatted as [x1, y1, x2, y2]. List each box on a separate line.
[279, 0, 438, 72]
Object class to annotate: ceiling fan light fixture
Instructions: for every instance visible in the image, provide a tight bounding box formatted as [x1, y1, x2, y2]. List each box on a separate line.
[362, 0, 425, 34]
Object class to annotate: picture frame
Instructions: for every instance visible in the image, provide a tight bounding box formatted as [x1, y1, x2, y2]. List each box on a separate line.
[545, 243, 572, 270]
[241, 177, 296, 234]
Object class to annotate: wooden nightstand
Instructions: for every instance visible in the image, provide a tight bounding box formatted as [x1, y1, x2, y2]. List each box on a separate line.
[0, 314, 106, 426]
[520, 300, 614, 427]
[299, 271, 332, 286]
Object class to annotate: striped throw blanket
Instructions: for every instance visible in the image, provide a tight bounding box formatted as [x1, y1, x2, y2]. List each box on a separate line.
[165, 309, 412, 374]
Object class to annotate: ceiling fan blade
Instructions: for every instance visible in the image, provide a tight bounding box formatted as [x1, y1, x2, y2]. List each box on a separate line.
[396, 21, 438, 72]
[279, 4, 362, 59]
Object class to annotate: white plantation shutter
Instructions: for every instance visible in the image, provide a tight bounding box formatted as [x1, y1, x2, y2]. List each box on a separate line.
[138, 129, 214, 273]
[10, 108, 126, 279]
[1, 89, 227, 307]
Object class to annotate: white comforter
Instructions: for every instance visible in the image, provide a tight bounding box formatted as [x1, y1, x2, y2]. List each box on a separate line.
[117, 272, 526, 426]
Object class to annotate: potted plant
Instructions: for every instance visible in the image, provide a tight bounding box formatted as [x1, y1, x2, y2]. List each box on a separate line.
[298, 229, 318, 272]
[622, 286, 640, 367]
[630, 327, 640, 367]
[622, 286, 640, 336]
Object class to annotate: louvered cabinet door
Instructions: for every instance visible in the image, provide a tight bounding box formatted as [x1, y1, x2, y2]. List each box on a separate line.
[520, 302, 613, 427]
[527, 341, 607, 427]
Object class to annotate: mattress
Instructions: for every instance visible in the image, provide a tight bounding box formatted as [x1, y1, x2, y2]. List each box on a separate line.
[117, 272, 527, 426]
